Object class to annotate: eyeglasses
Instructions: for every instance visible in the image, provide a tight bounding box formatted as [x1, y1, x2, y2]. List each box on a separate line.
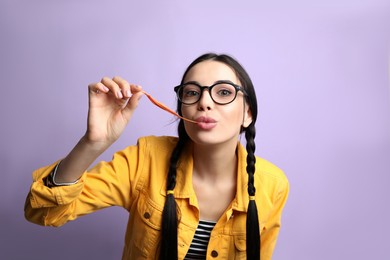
[174, 81, 247, 105]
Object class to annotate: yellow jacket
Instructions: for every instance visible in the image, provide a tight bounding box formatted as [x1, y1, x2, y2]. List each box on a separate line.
[25, 136, 289, 260]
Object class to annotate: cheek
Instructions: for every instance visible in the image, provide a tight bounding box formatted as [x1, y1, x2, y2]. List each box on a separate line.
[218, 106, 245, 132]
[225, 103, 244, 120]
[180, 105, 194, 118]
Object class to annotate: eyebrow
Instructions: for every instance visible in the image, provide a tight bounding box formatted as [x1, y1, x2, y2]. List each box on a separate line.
[183, 80, 236, 85]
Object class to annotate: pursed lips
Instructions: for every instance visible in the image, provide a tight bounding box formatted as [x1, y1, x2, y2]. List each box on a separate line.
[194, 116, 217, 130]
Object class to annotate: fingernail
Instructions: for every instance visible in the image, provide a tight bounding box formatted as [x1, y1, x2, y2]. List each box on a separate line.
[103, 86, 109, 92]
[117, 90, 123, 99]
[126, 90, 131, 97]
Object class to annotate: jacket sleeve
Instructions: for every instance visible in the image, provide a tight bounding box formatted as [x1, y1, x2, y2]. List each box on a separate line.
[24, 142, 145, 227]
[260, 174, 289, 259]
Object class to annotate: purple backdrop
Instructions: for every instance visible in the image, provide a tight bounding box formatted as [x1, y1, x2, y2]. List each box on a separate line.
[1, 1, 389, 259]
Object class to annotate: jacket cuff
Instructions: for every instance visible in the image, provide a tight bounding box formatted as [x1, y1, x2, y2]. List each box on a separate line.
[29, 162, 85, 208]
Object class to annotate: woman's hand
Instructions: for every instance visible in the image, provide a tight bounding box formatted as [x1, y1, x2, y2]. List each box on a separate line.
[85, 76, 144, 147]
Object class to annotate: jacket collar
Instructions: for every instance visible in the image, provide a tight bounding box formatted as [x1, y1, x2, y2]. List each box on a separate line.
[160, 141, 250, 213]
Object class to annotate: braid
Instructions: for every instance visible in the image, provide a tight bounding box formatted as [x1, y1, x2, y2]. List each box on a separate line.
[245, 124, 260, 260]
[246, 124, 256, 196]
[171, 52, 259, 259]
[160, 120, 188, 260]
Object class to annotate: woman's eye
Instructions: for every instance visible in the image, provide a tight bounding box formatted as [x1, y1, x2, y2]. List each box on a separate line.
[184, 90, 199, 97]
[217, 89, 232, 96]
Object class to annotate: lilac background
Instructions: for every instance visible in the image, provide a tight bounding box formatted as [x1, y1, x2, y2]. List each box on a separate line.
[1, 0, 389, 259]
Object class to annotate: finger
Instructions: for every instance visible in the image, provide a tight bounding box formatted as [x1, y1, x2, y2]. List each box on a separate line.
[130, 84, 143, 94]
[101, 77, 123, 99]
[122, 90, 144, 119]
[88, 82, 109, 94]
[127, 85, 143, 109]
[112, 76, 131, 98]
[128, 90, 144, 109]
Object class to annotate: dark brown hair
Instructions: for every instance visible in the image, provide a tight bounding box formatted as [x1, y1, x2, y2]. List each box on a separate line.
[160, 53, 260, 260]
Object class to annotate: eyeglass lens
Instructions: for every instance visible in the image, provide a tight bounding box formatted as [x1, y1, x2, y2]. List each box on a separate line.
[178, 83, 238, 104]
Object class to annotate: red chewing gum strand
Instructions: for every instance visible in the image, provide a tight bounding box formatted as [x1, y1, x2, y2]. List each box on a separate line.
[142, 91, 197, 123]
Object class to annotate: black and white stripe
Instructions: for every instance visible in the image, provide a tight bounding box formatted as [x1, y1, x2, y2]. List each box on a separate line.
[184, 220, 216, 260]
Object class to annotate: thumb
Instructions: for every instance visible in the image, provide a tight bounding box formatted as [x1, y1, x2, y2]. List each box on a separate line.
[122, 91, 144, 119]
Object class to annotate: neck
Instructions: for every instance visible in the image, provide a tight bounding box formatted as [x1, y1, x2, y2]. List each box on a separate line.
[192, 140, 238, 183]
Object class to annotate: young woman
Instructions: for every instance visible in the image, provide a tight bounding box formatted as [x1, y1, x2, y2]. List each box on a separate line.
[25, 53, 289, 260]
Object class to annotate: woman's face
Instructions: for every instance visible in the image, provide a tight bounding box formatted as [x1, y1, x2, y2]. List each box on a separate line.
[181, 60, 252, 146]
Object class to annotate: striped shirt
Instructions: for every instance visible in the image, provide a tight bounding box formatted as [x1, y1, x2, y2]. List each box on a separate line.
[184, 220, 217, 260]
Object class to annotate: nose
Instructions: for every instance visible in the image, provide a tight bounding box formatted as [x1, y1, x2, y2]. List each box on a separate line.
[197, 89, 214, 111]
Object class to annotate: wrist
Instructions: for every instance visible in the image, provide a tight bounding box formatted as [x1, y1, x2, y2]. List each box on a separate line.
[80, 135, 112, 153]
[45, 162, 80, 187]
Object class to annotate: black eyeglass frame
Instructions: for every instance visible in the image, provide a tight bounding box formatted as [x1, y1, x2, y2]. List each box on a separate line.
[174, 81, 248, 105]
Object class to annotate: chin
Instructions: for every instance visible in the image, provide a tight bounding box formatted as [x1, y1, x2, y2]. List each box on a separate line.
[187, 132, 239, 147]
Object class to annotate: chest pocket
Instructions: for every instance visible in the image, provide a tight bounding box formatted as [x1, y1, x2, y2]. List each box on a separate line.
[233, 236, 246, 260]
[130, 191, 163, 258]
[231, 213, 266, 259]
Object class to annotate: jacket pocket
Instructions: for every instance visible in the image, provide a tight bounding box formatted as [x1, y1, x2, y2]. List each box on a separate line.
[130, 192, 163, 258]
[233, 235, 246, 259]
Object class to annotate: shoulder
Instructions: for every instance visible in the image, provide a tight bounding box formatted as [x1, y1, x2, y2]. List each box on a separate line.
[135, 135, 178, 154]
[237, 143, 288, 189]
[118, 136, 178, 159]
[255, 156, 289, 194]
[137, 135, 178, 147]
[255, 157, 287, 182]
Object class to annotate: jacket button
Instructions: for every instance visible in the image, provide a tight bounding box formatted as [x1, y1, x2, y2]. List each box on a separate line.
[211, 250, 218, 257]
[143, 212, 151, 219]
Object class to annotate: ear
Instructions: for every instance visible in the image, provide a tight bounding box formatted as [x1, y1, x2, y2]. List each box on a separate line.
[242, 103, 253, 128]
